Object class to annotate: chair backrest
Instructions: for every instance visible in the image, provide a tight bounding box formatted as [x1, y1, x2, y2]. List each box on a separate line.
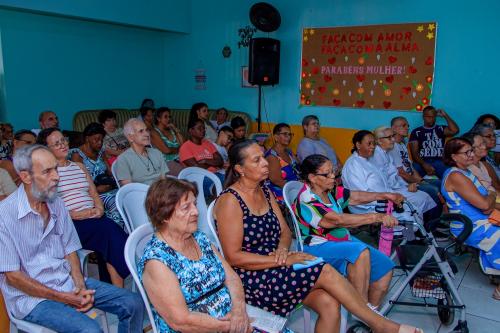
[116, 183, 150, 234]
[111, 161, 120, 188]
[206, 201, 224, 257]
[283, 181, 305, 251]
[124, 223, 158, 333]
[178, 167, 223, 243]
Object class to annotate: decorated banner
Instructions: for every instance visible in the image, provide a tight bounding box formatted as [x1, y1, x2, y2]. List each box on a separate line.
[300, 22, 437, 111]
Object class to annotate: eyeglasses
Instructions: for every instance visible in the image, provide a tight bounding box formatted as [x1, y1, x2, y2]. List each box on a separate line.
[379, 134, 396, 140]
[315, 171, 335, 178]
[482, 134, 495, 139]
[455, 149, 474, 157]
[48, 137, 69, 148]
[278, 132, 294, 137]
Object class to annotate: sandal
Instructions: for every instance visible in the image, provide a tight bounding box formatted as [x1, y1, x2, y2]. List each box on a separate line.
[493, 287, 500, 300]
[399, 325, 424, 333]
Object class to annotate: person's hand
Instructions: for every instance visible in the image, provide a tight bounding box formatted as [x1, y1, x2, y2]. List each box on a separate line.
[380, 214, 398, 228]
[269, 247, 290, 266]
[89, 208, 103, 219]
[423, 162, 436, 176]
[221, 305, 252, 333]
[285, 252, 316, 266]
[408, 183, 418, 192]
[73, 288, 95, 312]
[385, 193, 405, 205]
[436, 109, 446, 117]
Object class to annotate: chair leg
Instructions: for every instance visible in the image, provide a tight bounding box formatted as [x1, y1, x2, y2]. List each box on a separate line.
[9, 321, 18, 333]
[95, 309, 110, 333]
[303, 308, 311, 333]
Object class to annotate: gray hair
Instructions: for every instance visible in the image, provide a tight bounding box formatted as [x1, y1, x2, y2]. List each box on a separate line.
[302, 114, 319, 127]
[470, 123, 493, 136]
[391, 116, 407, 127]
[123, 118, 143, 137]
[373, 126, 391, 139]
[13, 144, 52, 173]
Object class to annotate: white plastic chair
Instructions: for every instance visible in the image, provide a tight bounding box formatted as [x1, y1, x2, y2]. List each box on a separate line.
[111, 161, 120, 188]
[178, 167, 223, 243]
[115, 183, 150, 234]
[124, 223, 159, 333]
[7, 251, 109, 333]
[206, 200, 312, 333]
[283, 180, 348, 333]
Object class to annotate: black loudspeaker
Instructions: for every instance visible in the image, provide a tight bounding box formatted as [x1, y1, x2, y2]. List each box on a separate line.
[249, 38, 280, 86]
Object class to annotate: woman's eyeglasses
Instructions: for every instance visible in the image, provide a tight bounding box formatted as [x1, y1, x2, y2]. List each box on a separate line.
[455, 149, 474, 157]
[278, 132, 294, 138]
[48, 137, 69, 148]
[379, 134, 396, 140]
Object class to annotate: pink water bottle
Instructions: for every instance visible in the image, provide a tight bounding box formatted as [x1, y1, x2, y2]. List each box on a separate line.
[378, 201, 394, 256]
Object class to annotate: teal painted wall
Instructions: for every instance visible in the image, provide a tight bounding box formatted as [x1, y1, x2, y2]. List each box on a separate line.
[0, 8, 167, 129]
[164, 0, 500, 132]
[0, 0, 191, 32]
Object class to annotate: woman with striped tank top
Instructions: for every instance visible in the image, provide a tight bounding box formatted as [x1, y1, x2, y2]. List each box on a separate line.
[37, 128, 129, 288]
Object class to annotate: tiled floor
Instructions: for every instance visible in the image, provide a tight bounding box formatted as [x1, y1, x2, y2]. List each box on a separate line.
[103, 252, 500, 333]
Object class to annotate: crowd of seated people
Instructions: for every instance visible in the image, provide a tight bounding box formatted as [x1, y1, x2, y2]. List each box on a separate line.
[2, 101, 500, 332]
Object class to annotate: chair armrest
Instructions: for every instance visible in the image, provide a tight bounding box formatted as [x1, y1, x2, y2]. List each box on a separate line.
[440, 213, 473, 244]
[77, 249, 94, 276]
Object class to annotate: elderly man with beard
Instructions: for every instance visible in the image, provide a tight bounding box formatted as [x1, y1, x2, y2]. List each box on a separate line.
[0, 145, 144, 333]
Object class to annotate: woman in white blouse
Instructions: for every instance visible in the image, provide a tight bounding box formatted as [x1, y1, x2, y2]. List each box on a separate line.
[342, 130, 436, 223]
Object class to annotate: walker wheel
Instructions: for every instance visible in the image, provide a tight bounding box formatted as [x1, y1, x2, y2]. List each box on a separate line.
[437, 291, 455, 325]
[346, 322, 371, 333]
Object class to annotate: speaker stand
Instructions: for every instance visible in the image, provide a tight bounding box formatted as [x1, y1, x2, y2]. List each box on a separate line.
[257, 84, 262, 131]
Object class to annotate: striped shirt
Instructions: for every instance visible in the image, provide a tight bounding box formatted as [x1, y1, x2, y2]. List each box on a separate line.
[57, 162, 94, 211]
[0, 185, 82, 319]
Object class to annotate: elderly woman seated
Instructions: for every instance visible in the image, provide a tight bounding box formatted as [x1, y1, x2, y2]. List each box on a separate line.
[441, 137, 500, 300]
[463, 131, 499, 208]
[372, 126, 440, 224]
[342, 130, 435, 223]
[71, 122, 123, 228]
[264, 123, 300, 205]
[37, 128, 129, 287]
[294, 154, 402, 308]
[138, 178, 252, 333]
[214, 139, 421, 333]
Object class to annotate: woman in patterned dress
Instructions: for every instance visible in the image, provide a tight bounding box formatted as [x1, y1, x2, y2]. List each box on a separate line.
[441, 137, 500, 300]
[214, 139, 420, 333]
[71, 123, 123, 229]
[139, 178, 251, 333]
[264, 123, 300, 205]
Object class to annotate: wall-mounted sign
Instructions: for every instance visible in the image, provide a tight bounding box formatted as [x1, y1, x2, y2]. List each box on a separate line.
[300, 22, 437, 111]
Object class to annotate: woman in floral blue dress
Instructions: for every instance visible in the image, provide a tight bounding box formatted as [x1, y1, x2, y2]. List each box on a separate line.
[138, 178, 251, 333]
[71, 123, 123, 228]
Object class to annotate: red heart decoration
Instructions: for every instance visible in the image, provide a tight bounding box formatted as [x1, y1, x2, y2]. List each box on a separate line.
[333, 99, 341, 106]
[302, 58, 309, 67]
[409, 66, 417, 74]
[383, 101, 392, 109]
[425, 56, 433, 66]
[356, 75, 365, 82]
[311, 67, 320, 75]
[318, 86, 326, 94]
[323, 75, 332, 82]
[356, 100, 365, 107]
[385, 75, 394, 83]
[402, 86, 411, 94]
[388, 56, 397, 63]
[327, 57, 336, 64]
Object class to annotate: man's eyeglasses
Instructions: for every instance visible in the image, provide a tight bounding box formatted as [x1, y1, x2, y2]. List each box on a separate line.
[48, 137, 69, 148]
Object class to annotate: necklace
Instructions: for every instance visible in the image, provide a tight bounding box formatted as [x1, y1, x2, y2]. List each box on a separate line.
[159, 230, 200, 260]
[133, 148, 156, 172]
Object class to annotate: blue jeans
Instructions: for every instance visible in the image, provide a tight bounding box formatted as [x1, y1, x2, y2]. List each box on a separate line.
[417, 178, 441, 205]
[24, 278, 145, 333]
[413, 159, 448, 179]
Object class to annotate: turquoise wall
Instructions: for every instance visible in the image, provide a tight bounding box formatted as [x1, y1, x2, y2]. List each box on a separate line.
[0, 0, 191, 32]
[165, 0, 500, 132]
[0, 8, 167, 129]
